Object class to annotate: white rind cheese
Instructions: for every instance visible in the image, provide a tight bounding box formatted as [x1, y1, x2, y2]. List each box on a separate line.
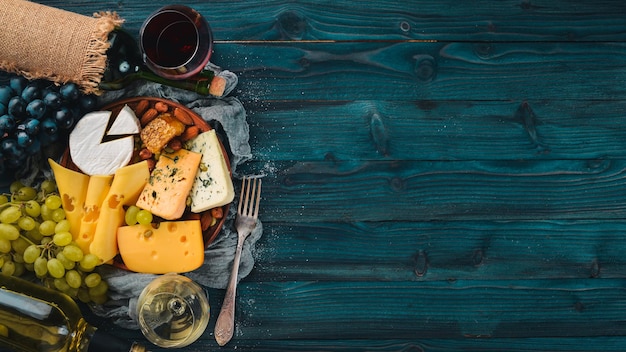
[69, 108, 139, 176]
[108, 105, 140, 135]
[188, 130, 235, 212]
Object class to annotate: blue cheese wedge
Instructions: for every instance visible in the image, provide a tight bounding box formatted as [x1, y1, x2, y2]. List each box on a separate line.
[187, 130, 235, 213]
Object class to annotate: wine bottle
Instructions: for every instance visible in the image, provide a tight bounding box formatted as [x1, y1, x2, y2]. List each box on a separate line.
[100, 28, 226, 97]
[0, 274, 148, 352]
[0, 0, 225, 97]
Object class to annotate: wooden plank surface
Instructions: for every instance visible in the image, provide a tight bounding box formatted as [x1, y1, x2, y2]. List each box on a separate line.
[43, 0, 626, 41]
[214, 42, 626, 101]
[248, 220, 625, 281]
[35, 0, 626, 351]
[246, 100, 626, 161]
[244, 160, 626, 221]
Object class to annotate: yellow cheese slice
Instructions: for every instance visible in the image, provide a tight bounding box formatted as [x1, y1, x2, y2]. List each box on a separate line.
[136, 149, 202, 220]
[89, 161, 150, 264]
[48, 159, 89, 239]
[76, 175, 113, 253]
[117, 220, 204, 273]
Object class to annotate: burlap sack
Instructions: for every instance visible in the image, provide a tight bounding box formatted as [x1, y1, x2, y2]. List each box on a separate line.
[0, 0, 122, 95]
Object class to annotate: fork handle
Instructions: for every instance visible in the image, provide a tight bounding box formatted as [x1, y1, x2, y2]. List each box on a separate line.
[214, 234, 246, 346]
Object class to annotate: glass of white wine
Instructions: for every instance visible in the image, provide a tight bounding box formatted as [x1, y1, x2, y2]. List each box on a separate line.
[136, 273, 210, 348]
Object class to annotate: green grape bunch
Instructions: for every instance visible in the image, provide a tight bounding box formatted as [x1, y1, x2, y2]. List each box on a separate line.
[0, 179, 109, 304]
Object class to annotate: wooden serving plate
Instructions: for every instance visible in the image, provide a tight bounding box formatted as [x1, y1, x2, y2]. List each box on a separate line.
[61, 97, 231, 270]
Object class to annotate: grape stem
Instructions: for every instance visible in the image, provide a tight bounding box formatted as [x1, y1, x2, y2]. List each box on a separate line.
[0, 202, 19, 211]
[18, 234, 36, 246]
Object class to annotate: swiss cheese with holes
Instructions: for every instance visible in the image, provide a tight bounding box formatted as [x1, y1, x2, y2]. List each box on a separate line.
[116, 220, 204, 273]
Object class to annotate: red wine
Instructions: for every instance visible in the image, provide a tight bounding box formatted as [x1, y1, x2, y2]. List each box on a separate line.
[100, 27, 222, 96]
[142, 11, 198, 68]
[140, 5, 213, 80]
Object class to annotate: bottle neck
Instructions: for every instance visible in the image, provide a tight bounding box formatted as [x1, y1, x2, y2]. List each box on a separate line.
[74, 319, 97, 352]
[136, 70, 215, 95]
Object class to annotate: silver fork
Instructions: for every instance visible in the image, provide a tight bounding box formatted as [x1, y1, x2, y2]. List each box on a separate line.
[214, 176, 262, 346]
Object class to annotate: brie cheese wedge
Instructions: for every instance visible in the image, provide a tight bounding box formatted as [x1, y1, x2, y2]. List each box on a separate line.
[108, 105, 140, 135]
[69, 107, 140, 176]
[187, 130, 235, 212]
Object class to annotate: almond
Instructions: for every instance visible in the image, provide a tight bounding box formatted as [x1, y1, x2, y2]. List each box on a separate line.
[173, 107, 194, 125]
[154, 101, 169, 113]
[134, 99, 150, 116]
[186, 213, 201, 220]
[200, 211, 214, 231]
[140, 108, 158, 125]
[180, 125, 200, 141]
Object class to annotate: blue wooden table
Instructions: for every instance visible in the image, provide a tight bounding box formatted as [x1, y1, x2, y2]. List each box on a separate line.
[37, 1, 626, 351]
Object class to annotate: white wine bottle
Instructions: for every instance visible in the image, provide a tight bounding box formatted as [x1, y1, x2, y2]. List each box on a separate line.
[0, 274, 148, 352]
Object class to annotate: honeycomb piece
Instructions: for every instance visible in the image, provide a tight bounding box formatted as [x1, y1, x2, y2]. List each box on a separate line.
[140, 113, 186, 153]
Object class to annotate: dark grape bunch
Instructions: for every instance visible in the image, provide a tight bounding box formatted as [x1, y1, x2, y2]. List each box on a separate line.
[0, 73, 97, 172]
[0, 180, 109, 304]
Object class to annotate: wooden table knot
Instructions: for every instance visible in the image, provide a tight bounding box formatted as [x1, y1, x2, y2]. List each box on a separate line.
[277, 10, 307, 40]
[413, 55, 437, 82]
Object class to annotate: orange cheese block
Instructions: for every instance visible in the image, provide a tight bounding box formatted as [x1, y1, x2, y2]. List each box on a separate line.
[117, 220, 205, 273]
[136, 148, 202, 220]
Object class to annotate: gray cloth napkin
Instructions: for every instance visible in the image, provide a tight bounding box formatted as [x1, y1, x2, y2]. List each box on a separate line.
[88, 63, 264, 329]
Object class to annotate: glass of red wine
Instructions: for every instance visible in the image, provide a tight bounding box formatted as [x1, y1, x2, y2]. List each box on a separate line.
[139, 5, 213, 80]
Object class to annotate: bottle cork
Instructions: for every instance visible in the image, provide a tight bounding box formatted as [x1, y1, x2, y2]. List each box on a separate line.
[0, 0, 123, 95]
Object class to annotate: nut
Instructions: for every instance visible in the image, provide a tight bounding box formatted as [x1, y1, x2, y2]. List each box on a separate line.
[180, 125, 201, 141]
[140, 108, 158, 125]
[138, 148, 153, 160]
[211, 206, 224, 219]
[154, 101, 169, 113]
[186, 213, 201, 220]
[173, 107, 194, 125]
[168, 138, 183, 151]
[134, 99, 150, 116]
[145, 158, 156, 171]
[200, 211, 214, 231]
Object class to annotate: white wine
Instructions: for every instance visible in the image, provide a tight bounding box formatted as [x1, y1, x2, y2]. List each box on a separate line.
[137, 274, 210, 348]
[0, 274, 147, 352]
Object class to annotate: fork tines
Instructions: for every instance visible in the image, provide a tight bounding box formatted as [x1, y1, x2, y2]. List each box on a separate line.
[239, 176, 262, 219]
